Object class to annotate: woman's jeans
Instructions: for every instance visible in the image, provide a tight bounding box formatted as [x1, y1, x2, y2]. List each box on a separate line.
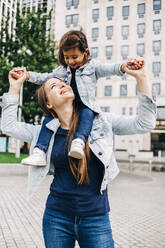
[35, 108, 95, 152]
[42, 208, 114, 248]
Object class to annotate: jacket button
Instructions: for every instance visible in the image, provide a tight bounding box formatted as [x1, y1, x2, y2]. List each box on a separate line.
[106, 165, 109, 169]
[90, 140, 94, 144]
[98, 152, 102, 156]
[100, 133, 104, 137]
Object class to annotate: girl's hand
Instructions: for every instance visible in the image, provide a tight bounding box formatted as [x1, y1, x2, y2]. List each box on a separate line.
[10, 67, 30, 80]
[8, 68, 27, 94]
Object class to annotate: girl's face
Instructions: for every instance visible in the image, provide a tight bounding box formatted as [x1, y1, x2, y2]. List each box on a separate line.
[63, 47, 87, 69]
[44, 78, 74, 110]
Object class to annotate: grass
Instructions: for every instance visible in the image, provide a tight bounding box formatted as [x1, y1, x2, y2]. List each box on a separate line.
[0, 152, 28, 163]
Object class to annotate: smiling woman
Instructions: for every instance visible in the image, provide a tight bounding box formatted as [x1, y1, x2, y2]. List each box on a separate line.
[1, 61, 157, 248]
[37, 78, 75, 121]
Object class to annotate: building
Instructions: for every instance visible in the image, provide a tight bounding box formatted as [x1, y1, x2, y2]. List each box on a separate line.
[19, 0, 55, 39]
[0, 0, 18, 34]
[54, 0, 165, 155]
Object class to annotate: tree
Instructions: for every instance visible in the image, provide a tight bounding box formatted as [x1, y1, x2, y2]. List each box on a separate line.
[0, 4, 58, 123]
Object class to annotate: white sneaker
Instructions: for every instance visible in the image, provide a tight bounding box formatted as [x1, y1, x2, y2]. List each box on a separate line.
[21, 148, 47, 166]
[68, 138, 85, 159]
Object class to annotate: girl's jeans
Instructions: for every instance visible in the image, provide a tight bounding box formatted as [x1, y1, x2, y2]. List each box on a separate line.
[35, 108, 95, 153]
[42, 208, 114, 248]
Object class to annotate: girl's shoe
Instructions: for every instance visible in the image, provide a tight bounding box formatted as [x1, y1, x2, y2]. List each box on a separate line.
[21, 148, 47, 166]
[68, 138, 85, 159]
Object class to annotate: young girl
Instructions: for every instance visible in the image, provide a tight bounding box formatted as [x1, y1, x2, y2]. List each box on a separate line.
[11, 30, 142, 166]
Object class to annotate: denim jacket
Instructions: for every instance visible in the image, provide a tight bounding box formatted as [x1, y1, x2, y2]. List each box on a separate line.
[1, 92, 156, 199]
[29, 59, 124, 113]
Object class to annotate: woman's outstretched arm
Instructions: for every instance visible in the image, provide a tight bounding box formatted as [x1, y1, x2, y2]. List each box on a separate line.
[109, 59, 157, 135]
[1, 69, 38, 143]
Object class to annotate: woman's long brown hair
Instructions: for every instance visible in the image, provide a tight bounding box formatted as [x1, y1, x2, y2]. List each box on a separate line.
[36, 81, 90, 184]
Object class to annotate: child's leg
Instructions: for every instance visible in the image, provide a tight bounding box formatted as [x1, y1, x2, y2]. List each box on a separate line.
[35, 116, 54, 153]
[73, 107, 95, 143]
[21, 116, 53, 166]
[69, 108, 95, 159]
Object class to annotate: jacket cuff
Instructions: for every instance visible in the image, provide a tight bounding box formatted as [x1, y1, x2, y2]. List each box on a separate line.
[118, 64, 125, 76]
[138, 92, 157, 106]
[28, 71, 36, 82]
[2, 93, 19, 105]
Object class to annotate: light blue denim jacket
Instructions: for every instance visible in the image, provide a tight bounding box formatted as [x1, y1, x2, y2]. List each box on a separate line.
[1, 92, 156, 199]
[29, 59, 124, 113]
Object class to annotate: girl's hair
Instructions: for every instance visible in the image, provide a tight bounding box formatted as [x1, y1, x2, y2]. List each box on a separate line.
[58, 30, 91, 66]
[36, 81, 90, 184]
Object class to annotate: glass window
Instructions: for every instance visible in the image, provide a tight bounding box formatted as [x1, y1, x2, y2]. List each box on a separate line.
[2, 3, 5, 16]
[136, 85, 138, 95]
[122, 107, 126, 115]
[122, 6, 129, 18]
[101, 106, 110, 112]
[92, 28, 99, 41]
[152, 61, 161, 76]
[153, 0, 161, 10]
[93, 0, 99, 3]
[65, 14, 79, 26]
[137, 23, 145, 37]
[106, 26, 113, 39]
[153, 40, 161, 55]
[92, 9, 99, 22]
[152, 83, 160, 95]
[137, 43, 145, 56]
[7, 7, 10, 17]
[65, 15, 72, 25]
[137, 3, 145, 16]
[73, 0, 79, 8]
[72, 14, 78, 25]
[129, 107, 133, 115]
[121, 45, 129, 59]
[106, 46, 113, 58]
[105, 85, 112, 96]
[122, 25, 129, 39]
[66, 0, 72, 8]
[107, 6, 114, 19]
[120, 85, 127, 96]
[91, 47, 98, 58]
[66, 0, 79, 8]
[153, 19, 161, 34]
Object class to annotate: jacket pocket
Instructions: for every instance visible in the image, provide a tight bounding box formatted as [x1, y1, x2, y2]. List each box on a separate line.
[90, 127, 105, 141]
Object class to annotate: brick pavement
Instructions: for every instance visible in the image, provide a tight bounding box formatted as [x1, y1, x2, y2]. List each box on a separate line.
[0, 164, 165, 248]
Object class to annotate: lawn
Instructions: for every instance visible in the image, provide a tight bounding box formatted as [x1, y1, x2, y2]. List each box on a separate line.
[0, 152, 28, 163]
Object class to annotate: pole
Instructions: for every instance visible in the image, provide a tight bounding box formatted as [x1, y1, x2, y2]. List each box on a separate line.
[15, 85, 23, 158]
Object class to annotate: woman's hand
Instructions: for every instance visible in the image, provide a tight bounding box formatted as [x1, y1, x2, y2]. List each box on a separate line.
[124, 58, 152, 98]
[8, 67, 27, 95]
[10, 67, 30, 80]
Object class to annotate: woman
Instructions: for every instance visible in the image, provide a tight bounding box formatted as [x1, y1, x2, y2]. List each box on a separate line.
[1, 60, 156, 248]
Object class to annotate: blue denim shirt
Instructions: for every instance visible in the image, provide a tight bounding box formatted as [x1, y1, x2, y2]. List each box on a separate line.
[29, 59, 124, 113]
[1, 92, 157, 199]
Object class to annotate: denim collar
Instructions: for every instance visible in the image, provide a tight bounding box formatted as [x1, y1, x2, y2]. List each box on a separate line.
[46, 118, 60, 132]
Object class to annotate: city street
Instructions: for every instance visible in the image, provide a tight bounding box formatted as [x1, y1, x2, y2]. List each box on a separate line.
[0, 164, 165, 248]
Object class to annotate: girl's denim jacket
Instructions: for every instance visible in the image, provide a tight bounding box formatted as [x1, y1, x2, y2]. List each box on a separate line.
[1, 92, 156, 199]
[28, 59, 124, 113]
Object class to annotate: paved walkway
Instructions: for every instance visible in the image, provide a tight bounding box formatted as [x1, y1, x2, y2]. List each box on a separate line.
[0, 164, 165, 248]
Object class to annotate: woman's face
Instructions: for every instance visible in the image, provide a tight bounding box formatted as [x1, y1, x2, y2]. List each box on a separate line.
[44, 78, 74, 110]
[63, 47, 86, 69]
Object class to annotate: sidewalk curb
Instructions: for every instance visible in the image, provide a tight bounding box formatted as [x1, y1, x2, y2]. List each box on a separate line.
[0, 163, 28, 175]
